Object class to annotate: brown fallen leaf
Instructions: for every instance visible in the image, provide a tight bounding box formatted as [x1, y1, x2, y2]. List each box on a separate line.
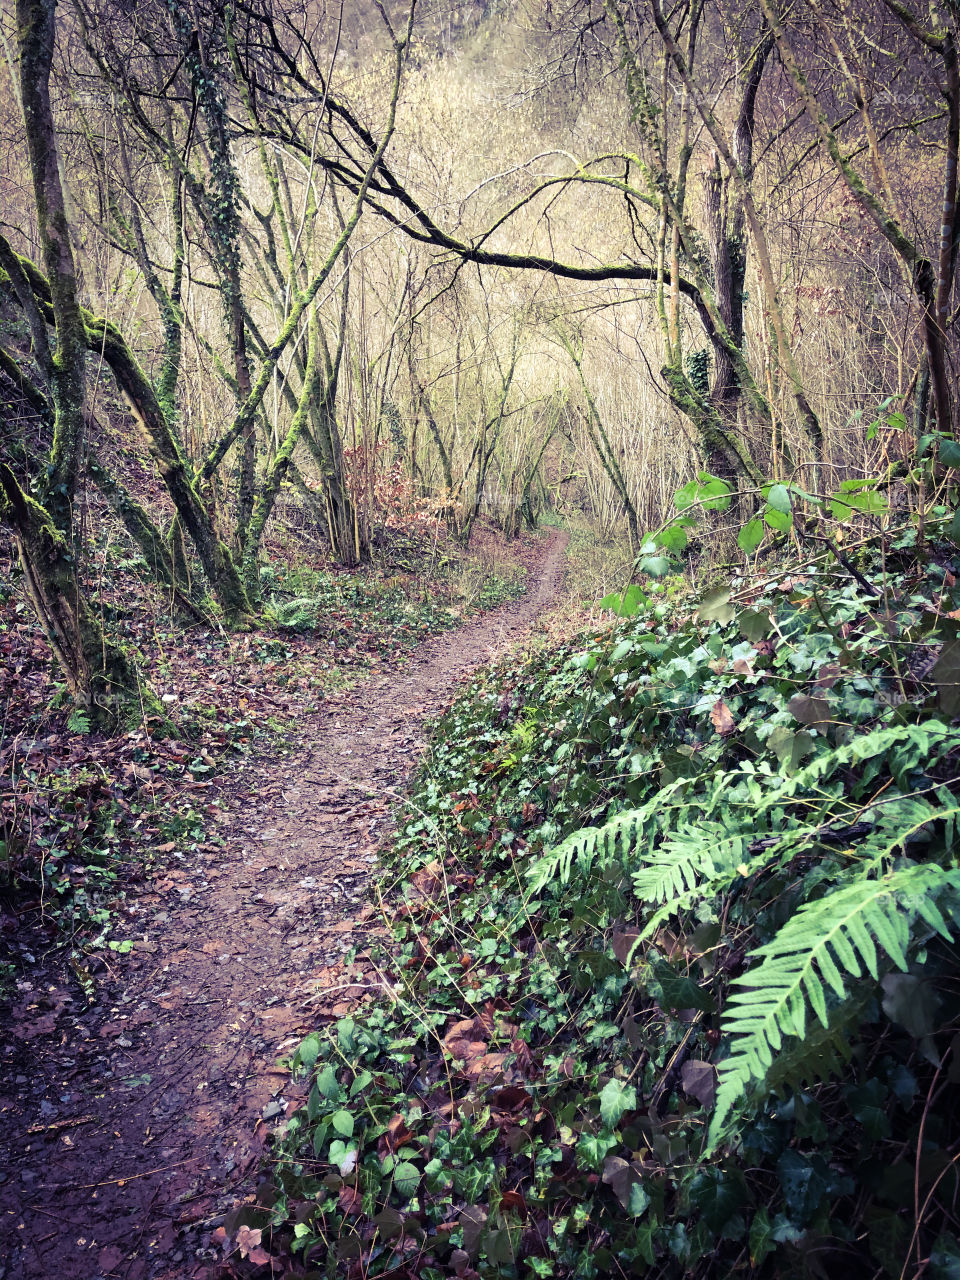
[499, 1189, 528, 1218]
[378, 1113, 415, 1156]
[491, 1086, 532, 1112]
[409, 858, 442, 899]
[710, 699, 737, 736]
[338, 1184, 363, 1216]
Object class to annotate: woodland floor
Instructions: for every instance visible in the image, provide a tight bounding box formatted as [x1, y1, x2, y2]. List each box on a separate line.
[0, 530, 568, 1280]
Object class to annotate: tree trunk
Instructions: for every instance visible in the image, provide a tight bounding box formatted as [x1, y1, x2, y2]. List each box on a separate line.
[0, 467, 150, 729]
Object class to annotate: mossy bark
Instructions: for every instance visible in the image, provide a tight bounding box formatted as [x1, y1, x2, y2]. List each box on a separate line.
[0, 467, 153, 730]
[86, 459, 206, 621]
[81, 315, 253, 625]
[242, 315, 322, 602]
[17, 0, 88, 532]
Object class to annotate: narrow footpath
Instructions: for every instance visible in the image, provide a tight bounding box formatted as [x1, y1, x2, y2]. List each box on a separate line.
[0, 531, 568, 1280]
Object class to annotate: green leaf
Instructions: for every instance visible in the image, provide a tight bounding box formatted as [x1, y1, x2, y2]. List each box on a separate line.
[316, 1064, 343, 1101]
[931, 638, 960, 716]
[697, 588, 734, 624]
[652, 961, 716, 1013]
[830, 483, 889, 519]
[599, 1078, 637, 1127]
[392, 1160, 421, 1198]
[929, 1233, 960, 1280]
[656, 523, 689, 552]
[737, 518, 764, 554]
[712, 863, 960, 1146]
[295, 1033, 321, 1070]
[331, 1109, 355, 1138]
[599, 583, 647, 616]
[749, 1207, 776, 1268]
[602, 1157, 651, 1215]
[690, 1168, 750, 1235]
[350, 1070, 373, 1097]
[881, 972, 940, 1039]
[639, 555, 671, 577]
[674, 473, 732, 511]
[738, 608, 771, 642]
[939, 438, 960, 468]
[776, 1149, 828, 1225]
[845, 1077, 891, 1140]
[766, 484, 792, 514]
[764, 504, 793, 532]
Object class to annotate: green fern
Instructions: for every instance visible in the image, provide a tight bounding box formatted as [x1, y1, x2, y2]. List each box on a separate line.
[709, 861, 960, 1145]
[526, 779, 688, 892]
[632, 822, 750, 905]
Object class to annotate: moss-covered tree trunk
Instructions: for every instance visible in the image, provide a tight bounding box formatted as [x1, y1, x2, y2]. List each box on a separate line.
[86, 458, 206, 622]
[242, 314, 321, 602]
[0, 467, 147, 724]
[81, 315, 253, 625]
[8, 0, 148, 729]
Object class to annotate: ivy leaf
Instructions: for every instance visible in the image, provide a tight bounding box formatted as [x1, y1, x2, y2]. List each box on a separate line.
[881, 972, 940, 1040]
[681, 1059, 718, 1109]
[689, 1168, 750, 1235]
[788, 694, 832, 727]
[931, 638, 960, 716]
[602, 1157, 651, 1215]
[777, 1149, 828, 1225]
[749, 1207, 776, 1267]
[599, 1078, 637, 1127]
[738, 608, 771, 642]
[652, 961, 716, 1013]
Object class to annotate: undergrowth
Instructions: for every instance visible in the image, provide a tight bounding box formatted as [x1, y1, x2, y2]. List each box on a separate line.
[259, 529, 960, 1280]
[0, 520, 529, 991]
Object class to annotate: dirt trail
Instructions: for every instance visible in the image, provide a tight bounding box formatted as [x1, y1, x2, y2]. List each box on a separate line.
[0, 531, 568, 1280]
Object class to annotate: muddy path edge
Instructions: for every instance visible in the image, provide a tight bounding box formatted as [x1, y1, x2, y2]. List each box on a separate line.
[0, 530, 570, 1280]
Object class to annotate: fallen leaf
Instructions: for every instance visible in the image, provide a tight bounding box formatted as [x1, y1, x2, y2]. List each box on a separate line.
[378, 1113, 415, 1156]
[338, 1184, 363, 1216]
[788, 693, 832, 726]
[710, 699, 737, 736]
[499, 1189, 528, 1218]
[491, 1086, 532, 1112]
[612, 929, 641, 967]
[235, 1224, 263, 1260]
[680, 1059, 718, 1109]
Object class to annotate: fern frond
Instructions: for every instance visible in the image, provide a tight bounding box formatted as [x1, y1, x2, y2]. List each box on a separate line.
[526, 778, 688, 892]
[709, 862, 960, 1146]
[636, 824, 807, 940]
[632, 822, 748, 905]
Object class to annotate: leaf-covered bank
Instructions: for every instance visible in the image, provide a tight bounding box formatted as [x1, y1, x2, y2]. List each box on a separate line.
[260, 535, 960, 1279]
